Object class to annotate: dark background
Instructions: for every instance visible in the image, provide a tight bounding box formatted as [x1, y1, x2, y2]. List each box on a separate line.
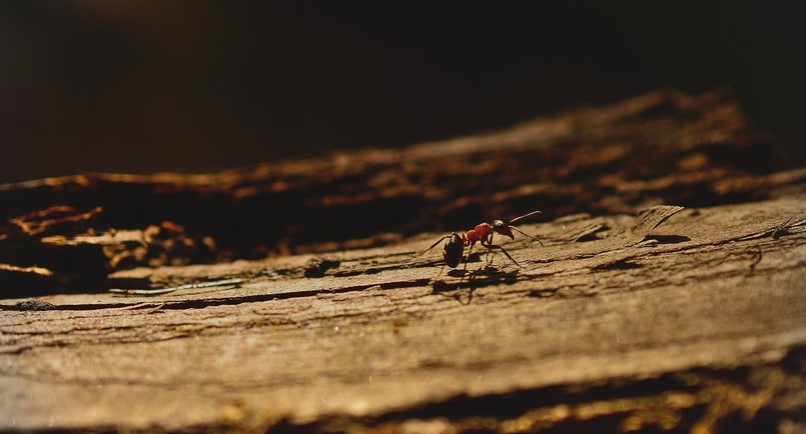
[1, 1, 803, 184]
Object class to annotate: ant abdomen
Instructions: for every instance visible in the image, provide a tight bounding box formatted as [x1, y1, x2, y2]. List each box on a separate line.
[443, 233, 465, 268]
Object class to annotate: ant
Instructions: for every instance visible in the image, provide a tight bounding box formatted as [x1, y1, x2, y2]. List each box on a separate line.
[420, 210, 543, 271]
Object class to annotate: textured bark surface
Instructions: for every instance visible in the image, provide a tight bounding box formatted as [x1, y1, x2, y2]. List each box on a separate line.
[1, 89, 804, 433]
[1, 88, 802, 294]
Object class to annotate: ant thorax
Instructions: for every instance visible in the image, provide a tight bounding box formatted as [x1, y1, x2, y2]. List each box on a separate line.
[466, 223, 494, 245]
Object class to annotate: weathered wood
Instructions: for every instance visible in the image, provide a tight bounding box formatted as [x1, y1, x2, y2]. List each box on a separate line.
[1, 194, 804, 432]
[0, 89, 804, 433]
[1, 89, 803, 294]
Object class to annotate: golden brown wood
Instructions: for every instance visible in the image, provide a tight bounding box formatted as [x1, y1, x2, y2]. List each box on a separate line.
[1, 89, 804, 433]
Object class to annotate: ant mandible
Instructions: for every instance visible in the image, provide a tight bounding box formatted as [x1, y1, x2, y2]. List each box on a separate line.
[420, 210, 543, 269]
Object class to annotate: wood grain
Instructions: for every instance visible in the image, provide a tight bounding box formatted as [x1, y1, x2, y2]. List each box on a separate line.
[1, 89, 804, 433]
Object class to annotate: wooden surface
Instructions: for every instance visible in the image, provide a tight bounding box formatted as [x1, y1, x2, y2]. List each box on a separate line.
[1, 89, 805, 433]
[1, 88, 801, 294]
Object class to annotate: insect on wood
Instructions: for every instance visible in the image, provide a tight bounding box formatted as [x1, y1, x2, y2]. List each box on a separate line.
[421, 210, 543, 269]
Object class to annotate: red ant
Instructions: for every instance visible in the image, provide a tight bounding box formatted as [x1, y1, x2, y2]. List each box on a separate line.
[421, 210, 543, 270]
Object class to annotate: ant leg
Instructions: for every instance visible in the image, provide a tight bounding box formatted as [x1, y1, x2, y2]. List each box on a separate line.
[484, 233, 496, 266]
[482, 243, 522, 268]
[462, 244, 474, 274]
[435, 264, 446, 280]
[486, 252, 494, 267]
[419, 235, 451, 256]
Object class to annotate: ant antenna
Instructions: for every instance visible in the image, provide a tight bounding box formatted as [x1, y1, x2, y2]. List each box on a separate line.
[507, 210, 542, 225]
[507, 210, 544, 246]
[508, 226, 544, 246]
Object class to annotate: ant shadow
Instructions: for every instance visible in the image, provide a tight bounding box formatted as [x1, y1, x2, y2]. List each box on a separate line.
[431, 264, 520, 305]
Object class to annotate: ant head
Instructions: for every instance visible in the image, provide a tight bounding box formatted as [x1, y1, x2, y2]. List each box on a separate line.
[492, 219, 515, 239]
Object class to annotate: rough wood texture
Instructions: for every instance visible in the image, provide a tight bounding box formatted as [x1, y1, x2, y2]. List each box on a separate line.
[1, 88, 802, 294]
[1, 89, 804, 433]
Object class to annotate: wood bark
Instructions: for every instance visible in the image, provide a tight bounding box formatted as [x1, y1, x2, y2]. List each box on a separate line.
[1, 89, 804, 433]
